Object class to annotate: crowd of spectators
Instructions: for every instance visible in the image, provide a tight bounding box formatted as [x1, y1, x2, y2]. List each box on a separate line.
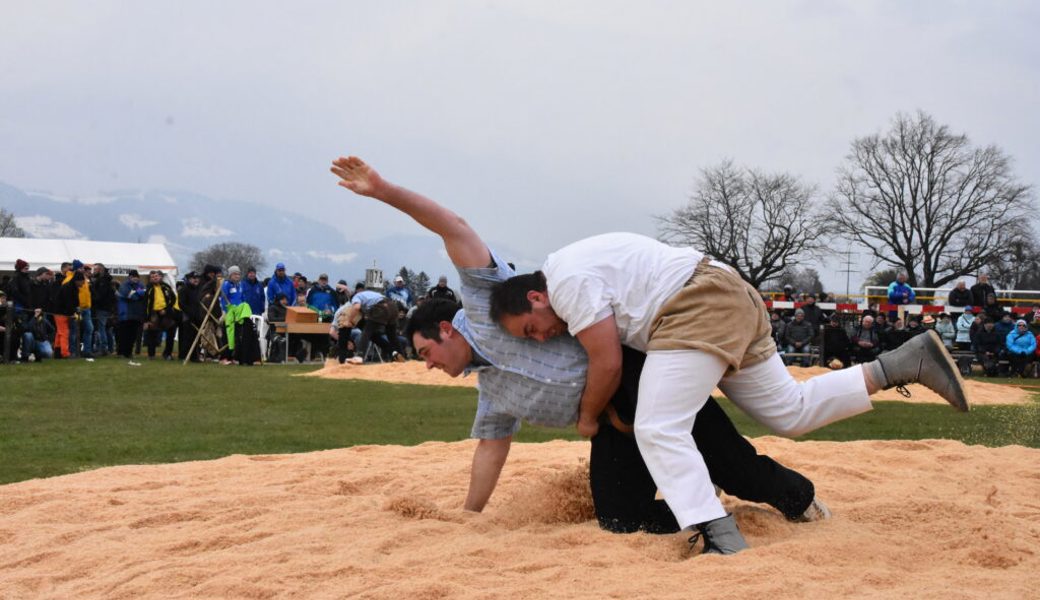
[1, 257, 458, 367]
[5, 259, 1039, 377]
[767, 273, 1040, 378]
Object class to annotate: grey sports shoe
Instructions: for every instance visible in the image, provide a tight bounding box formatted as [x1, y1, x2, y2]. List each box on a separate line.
[791, 497, 831, 523]
[874, 330, 969, 412]
[689, 513, 749, 555]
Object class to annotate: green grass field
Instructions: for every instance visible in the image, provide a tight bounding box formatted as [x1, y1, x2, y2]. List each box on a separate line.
[1, 358, 1038, 485]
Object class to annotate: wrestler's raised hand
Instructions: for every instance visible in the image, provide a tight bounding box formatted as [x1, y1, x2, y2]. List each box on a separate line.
[330, 156, 387, 198]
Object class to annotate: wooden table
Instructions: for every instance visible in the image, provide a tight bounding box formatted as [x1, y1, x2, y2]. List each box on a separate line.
[272, 322, 332, 362]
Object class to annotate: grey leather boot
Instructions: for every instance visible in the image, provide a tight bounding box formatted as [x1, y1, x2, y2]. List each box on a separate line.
[872, 330, 969, 412]
[690, 513, 749, 555]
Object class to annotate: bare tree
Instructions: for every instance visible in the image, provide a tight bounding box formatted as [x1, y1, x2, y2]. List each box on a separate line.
[984, 227, 1040, 291]
[0, 207, 26, 238]
[657, 160, 828, 289]
[190, 242, 266, 274]
[768, 266, 825, 297]
[862, 268, 902, 289]
[826, 111, 1033, 288]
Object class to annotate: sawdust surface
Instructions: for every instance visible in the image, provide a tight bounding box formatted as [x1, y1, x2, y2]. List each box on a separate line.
[306, 360, 1035, 405]
[1, 438, 1038, 599]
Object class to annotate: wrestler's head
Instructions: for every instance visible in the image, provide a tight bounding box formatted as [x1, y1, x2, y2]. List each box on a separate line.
[488, 271, 568, 342]
[406, 298, 473, 376]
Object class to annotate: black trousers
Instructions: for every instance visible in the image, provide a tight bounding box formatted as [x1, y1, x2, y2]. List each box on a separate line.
[336, 327, 356, 362]
[178, 320, 200, 361]
[144, 325, 176, 358]
[590, 347, 815, 534]
[358, 319, 401, 360]
[116, 320, 142, 359]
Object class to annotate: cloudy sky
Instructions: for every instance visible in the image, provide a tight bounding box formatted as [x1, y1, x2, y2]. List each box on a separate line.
[2, 1, 1037, 290]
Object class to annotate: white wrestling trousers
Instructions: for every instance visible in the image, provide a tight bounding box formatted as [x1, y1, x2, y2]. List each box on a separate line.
[634, 351, 873, 529]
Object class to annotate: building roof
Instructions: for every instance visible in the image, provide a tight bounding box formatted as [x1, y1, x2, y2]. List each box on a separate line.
[0, 237, 178, 279]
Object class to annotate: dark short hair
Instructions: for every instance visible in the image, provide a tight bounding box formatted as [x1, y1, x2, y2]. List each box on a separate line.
[489, 271, 547, 323]
[405, 298, 462, 343]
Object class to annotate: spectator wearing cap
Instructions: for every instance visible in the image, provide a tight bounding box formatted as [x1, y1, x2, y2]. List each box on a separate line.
[800, 293, 823, 332]
[306, 273, 339, 321]
[220, 266, 251, 363]
[821, 313, 851, 369]
[266, 263, 295, 308]
[241, 267, 266, 317]
[426, 275, 457, 302]
[178, 271, 204, 362]
[386, 275, 415, 309]
[1005, 319, 1037, 377]
[7, 259, 32, 313]
[116, 269, 147, 365]
[782, 308, 815, 367]
[334, 279, 351, 306]
[60, 261, 79, 355]
[144, 270, 180, 360]
[955, 307, 975, 351]
[55, 271, 86, 359]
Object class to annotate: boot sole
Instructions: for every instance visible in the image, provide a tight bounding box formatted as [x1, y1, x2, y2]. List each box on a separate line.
[922, 330, 970, 412]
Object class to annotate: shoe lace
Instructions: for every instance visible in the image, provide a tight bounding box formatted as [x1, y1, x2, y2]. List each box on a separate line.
[687, 529, 716, 554]
[877, 357, 915, 398]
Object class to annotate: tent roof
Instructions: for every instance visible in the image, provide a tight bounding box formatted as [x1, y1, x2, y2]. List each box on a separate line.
[0, 237, 178, 278]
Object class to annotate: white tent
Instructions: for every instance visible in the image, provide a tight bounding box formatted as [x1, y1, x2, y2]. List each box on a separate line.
[0, 237, 178, 280]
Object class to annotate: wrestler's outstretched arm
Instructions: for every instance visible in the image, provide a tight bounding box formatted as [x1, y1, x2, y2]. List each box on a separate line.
[331, 154, 507, 512]
[331, 156, 490, 269]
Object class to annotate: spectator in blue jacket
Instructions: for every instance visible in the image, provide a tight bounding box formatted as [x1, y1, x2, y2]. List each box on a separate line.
[886, 272, 915, 318]
[266, 262, 295, 308]
[241, 267, 266, 317]
[220, 266, 250, 362]
[1006, 320, 1037, 377]
[116, 270, 147, 365]
[386, 275, 415, 308]
[306, 273, 339, 320]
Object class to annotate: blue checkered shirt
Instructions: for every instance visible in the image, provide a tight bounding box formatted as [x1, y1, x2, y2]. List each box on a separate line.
[453, 248, 588, 439]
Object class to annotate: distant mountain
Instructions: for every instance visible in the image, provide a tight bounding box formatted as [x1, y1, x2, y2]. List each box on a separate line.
[0, 181, 513, 288]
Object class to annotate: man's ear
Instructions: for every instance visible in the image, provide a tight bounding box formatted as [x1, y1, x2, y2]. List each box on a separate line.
[526, 290, 548, 308]
[439, 320, 454, 338]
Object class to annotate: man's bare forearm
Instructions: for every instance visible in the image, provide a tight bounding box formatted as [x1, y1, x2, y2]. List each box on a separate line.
[372, 183, 467, 241]
[463, 437, 512, 512]
[332, 156, 489, 268]
[578, 356, 622, 422]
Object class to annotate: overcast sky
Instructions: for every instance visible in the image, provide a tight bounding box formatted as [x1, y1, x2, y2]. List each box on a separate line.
[2, 1, 1037, 290]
